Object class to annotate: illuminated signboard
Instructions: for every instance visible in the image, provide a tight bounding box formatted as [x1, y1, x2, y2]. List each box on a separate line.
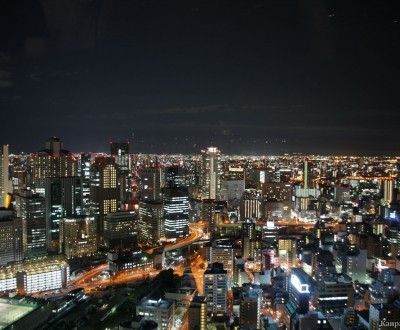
[291, 274, 309, 293]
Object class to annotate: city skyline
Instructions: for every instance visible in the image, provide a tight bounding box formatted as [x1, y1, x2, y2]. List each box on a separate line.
[0, 1, 399, 155]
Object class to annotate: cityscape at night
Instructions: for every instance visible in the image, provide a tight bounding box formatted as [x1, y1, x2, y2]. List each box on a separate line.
[1, 1, 400, 330]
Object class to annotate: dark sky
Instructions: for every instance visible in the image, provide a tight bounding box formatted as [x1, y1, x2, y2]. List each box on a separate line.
[1, 0, 400, 155]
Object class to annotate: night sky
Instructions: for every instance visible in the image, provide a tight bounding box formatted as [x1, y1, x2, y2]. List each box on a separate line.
[1, 0, 399, 155]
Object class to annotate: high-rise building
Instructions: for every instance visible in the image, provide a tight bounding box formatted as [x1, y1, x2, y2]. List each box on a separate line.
[210, 240, 235, 276]
[110, 141, 130, 172]
[240, 288, 262, 329]
[138, 201, 163, 244]
[284, 268, 311, 329]
[188, 296, 207, 330]
[314, 274, 355, 313]
[103, 211, 138, 251]
[239, 189, 262, 220]
[0, 145, 10, 207]
[15, 189, 47, 258]
[303, 158, 314, 189]
[201, 147, 220, 200]
[203, 262, 228, 315]
[382, 179, 394, 206]
[201, 199, 228, 238]
[369, 301, 400, 330]
[335, 247, 367, 283]
[136, 298, 175, 330]
[262, 182, 292, 221]
[165, 166, 186, 188]
[78, 152, 92, 214]
[45, 176, 82, 250]
[162, 185, 189, 240]
[138, 167, 163, 202]
[0, 208, 24, 265]
[30, 137, 77, 196]
[90, 156, 120, 237]
[279, 237, 297, 268]
[59, 217, 97, 259]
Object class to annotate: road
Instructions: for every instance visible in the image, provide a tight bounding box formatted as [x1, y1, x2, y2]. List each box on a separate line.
[146, 223, 204, 254]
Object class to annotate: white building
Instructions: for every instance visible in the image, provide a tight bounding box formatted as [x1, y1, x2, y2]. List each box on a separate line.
[0, 256, 69, 295]
[136, 298, 174, 330]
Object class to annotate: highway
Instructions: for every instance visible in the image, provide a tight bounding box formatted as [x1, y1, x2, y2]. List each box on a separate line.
[146, 223, 204, 254]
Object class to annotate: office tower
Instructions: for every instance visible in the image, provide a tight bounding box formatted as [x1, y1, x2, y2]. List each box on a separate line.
[239, 189, 261, 220]
[15, 189, 46, 258]
[203, 262, 228, 315]
[188, 296, 207, 330]
[90, 156, 120, 236]
[59, 216, 97, 259]
[201, 199, 227, 238]
[162, 185, 189, 239]
[138, 167, 163, 202]
[30, 137, 77, 196]
[0, 145, 10, 207]
[314, 274, 355, 313]
[303, 158, 312, 189]
[242, 219, 257, 241]
[278, 237, 297, 268]
[335, 246, 367, 283]
[138, 201, 163, 244]
[240, 288, 262, 329]
[382, 179, 394, 206]
[219, 167, 245, 207]
[110, 141, 130, 172]
[312, 220, 334, 249]
[210, 240, 235, 276]
[284, 268, 311, 329]
[136, 298, 175, 330]
[165, 165, 186, 187]
[111, 141, 130, 207]
[0, 208, 24, 265]
[78, 152, 92, 214]
[262, 182, 292, 221]
[201, 146, 220, 200]
[103, 211, 138, 251]
[261, 223, 278, 244]
[45, 176, 82, 250]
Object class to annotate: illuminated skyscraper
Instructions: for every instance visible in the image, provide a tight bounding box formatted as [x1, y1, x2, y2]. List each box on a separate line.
[240, 189, 262, 220]
[0, 208, 24, 265]
[59, 216, 97, 259]
[382, 179, 394, 206]
[15, 189, 47, 258]
[30, 137, 78, 196]
[78, 152, 93, 214]
[138, 201, 163, 244]
[0, 145, 10, 207]
[201, 147, 220, 200]
[45, 176, 82, 250]
[138, 167, 163, 202]
[104, 211, 138, 251]
[162, 184, 189, 240]
[110, 142, 130, 206]
[90, 156, 120, 236]
[110, 141, 130, 172]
